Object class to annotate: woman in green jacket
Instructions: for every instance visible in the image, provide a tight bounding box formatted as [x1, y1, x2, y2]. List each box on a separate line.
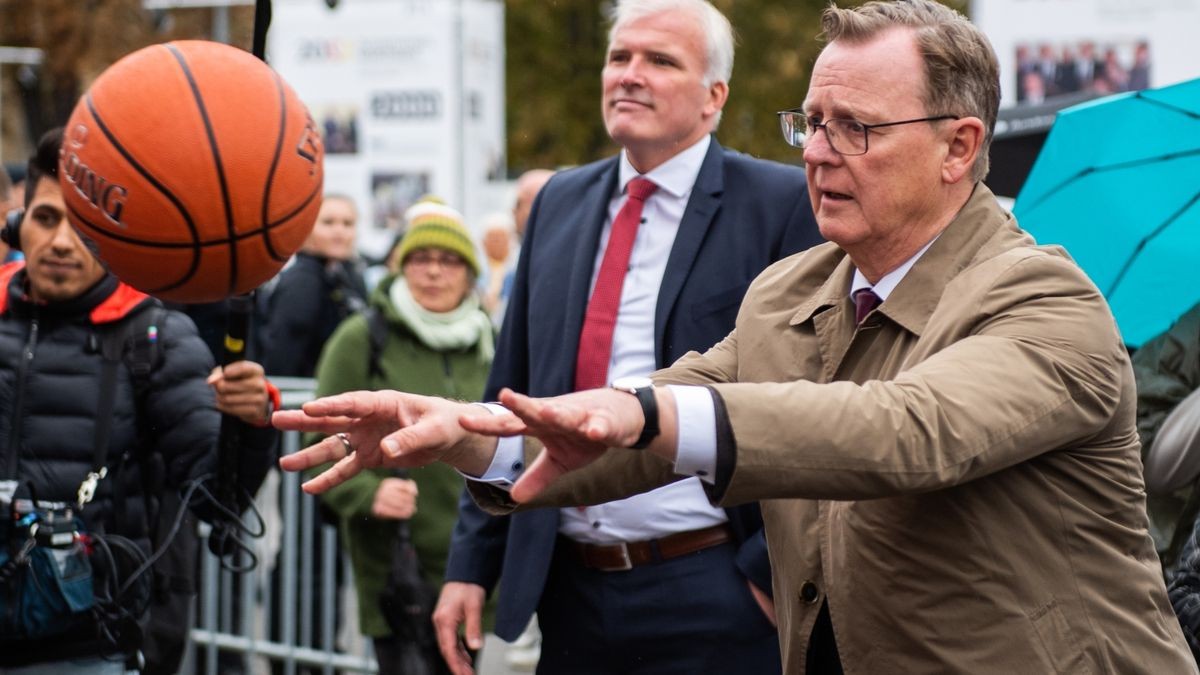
[310, 200, 494, 674]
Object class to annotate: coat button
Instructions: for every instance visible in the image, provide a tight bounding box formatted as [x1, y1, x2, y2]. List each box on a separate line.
[800, 580, 819, 604]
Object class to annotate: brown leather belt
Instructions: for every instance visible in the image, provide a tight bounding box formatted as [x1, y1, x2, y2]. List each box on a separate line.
[568, 524, 733, 572]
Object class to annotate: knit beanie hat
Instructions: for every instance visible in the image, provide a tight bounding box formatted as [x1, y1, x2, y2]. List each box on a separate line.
[396, 198, 480, 276]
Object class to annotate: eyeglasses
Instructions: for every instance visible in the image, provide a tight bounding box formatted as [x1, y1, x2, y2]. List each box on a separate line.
[406, 251, 467, 270]
[776, 109, 958, 156]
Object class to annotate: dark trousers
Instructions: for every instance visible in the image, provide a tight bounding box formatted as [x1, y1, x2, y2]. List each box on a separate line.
[535, 538, 781, 675]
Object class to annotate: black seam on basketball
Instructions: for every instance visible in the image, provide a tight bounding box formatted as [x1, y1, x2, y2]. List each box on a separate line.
[166, 43, 239, 296]
[267, 181, 321, 231]
[71, 198, 315, 250]
[261, 69, 288, 263]
[84, 90, 202, 291]
[67, 202, 188, 294]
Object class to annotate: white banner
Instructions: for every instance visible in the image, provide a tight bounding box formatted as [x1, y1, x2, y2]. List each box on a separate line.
[269, 0, 505, 260]
[972, 0, 1200, 108]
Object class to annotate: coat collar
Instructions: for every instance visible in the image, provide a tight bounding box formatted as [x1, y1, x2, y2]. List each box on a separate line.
[790, 183, 1014, 336]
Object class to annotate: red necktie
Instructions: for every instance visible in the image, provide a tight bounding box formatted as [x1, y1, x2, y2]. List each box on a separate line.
[573, 177, 658, 391]
[853, 287, 882, 325]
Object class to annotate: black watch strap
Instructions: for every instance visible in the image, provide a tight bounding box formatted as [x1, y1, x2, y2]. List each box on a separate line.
[631, 386, 659, 449]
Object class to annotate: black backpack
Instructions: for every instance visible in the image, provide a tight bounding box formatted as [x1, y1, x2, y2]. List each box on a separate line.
[95, 302, 198, 674]
[364, 305, 390, 380]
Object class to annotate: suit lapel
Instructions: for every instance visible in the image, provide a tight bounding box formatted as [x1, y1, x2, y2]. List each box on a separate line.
[561, 159, 620, 391]
[654, 138, 724, 365]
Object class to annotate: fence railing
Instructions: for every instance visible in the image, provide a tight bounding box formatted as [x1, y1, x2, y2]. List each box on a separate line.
[183, 377, 378, 675]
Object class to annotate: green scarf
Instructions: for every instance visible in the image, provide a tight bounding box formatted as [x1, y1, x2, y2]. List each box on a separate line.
[390, 278, 495, 362]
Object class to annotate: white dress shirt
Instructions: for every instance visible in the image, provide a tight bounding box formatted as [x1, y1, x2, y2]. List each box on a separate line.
[672, 236, 939, 482]
[478, 134, 727, 544]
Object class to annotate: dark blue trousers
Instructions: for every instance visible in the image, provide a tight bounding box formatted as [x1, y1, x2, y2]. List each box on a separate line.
[535, 538, 782, 675]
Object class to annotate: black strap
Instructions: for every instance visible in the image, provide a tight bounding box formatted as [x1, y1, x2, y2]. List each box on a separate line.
[365, 307, 389, 380]
[94, 304, 165, 530]
[251, 0, 272, 62]
[207, 294, 253, 560]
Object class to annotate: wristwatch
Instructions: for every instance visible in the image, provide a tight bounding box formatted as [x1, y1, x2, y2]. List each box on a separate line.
[610, 376, 659, 449]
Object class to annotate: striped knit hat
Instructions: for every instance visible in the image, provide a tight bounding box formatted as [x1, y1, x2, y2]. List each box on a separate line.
[396, 197, 480, 276]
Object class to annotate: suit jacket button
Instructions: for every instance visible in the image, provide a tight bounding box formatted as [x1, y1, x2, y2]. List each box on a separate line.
[800, 580, 819, 604]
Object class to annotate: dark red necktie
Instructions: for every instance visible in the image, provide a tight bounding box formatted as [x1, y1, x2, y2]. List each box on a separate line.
[853, 287, 882, 325]
[574, 177, 658, 391]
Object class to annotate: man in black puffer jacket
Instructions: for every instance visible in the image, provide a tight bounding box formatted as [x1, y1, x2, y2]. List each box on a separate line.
[0, 129, 278, 672]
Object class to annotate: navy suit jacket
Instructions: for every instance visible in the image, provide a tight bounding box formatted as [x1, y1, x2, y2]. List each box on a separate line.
[446, 138, 822, 640]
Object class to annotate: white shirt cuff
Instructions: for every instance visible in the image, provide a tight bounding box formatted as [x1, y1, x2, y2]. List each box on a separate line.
[668, 385, 718, 484]
[461, 403, 526, 489]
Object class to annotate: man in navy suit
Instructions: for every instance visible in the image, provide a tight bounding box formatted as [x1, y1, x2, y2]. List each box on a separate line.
[431, 1, 822, 672]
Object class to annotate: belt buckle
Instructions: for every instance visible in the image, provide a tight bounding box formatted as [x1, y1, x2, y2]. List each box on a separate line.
[607, 542, 633, 572]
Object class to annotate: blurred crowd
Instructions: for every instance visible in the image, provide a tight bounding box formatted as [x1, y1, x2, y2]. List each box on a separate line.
[1015, 40, 1151, 104]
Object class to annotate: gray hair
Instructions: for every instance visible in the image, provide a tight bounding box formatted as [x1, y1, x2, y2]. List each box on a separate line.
[821, 0, 1000, 182]
[606, 0, 734, 127]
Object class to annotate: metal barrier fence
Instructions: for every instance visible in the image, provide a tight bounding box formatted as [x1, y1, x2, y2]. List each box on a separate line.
[184, 377, 378, 675]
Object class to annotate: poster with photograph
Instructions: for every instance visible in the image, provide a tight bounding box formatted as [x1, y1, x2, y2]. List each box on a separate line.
[974, 0, 1198, 108]
[1014, 39, 1151, 105]
[371, 172, 430, 233]
[312, 103, 360, 155]
[269, 0, 505, 260]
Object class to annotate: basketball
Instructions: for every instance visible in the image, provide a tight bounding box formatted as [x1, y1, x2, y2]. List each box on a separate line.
[58, 40, 324, 303]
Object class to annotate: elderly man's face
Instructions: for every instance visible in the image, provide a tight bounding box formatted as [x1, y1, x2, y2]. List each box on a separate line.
[802, 28, 953, 258]
[601, 10, 726, 171]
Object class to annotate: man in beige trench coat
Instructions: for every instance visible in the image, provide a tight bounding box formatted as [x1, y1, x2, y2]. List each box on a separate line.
[275, 1, 1197, 672]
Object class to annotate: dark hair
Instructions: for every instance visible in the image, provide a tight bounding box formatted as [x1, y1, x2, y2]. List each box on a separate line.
[24, 127, 63, 210]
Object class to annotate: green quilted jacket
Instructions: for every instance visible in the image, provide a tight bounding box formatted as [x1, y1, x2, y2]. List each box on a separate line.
[308, 275, 494, 637]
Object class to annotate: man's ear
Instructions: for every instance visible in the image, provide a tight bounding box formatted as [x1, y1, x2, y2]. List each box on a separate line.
[704, 80, 730, 122]
[942, 117, 986, 184]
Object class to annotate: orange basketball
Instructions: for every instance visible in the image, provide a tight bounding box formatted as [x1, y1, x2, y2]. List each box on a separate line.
[59, 40, 323, 303]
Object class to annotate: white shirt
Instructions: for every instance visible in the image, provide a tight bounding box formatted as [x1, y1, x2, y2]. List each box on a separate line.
[673, 237, 939, 482]
[478, 134, 728, 544]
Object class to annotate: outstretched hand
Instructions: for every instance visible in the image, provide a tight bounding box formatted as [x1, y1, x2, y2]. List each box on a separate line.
[273, 390, 498, 494]
[460, 387, 649, 503]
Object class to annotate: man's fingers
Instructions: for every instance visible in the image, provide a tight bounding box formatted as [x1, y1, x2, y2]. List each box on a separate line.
[377, 423, 444, 465]
[463, 595, 484, 651]
[216, 393, 265, 407]
[496, 388, 546, 421]
[278, 436, 344, 472]
[459, 410, 527, 436]
[510, 449, 570, 503]
[221, 360, 264, 379]
[433, 589, 477, 675]
[300, 391, 382, 419]
[433, 608, 467, 675]
[299, 453, 361, 494]
[272, 410, 357, 433]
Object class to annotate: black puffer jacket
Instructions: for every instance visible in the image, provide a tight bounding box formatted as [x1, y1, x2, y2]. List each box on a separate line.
[261, 252, 367, 377]
[0, 267, 274, 663]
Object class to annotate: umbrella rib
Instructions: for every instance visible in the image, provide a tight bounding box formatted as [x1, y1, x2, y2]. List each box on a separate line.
[1023, 146, 1200, 214]
[1106, 190, 1200, 297]
[1141, 94, 1200, 121]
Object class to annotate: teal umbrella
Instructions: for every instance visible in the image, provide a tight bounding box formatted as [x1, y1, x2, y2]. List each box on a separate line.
[1013, 77, 1200, 348]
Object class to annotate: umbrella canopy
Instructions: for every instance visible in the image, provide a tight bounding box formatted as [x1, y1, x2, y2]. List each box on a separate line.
[1013, 77, 1200, 348]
